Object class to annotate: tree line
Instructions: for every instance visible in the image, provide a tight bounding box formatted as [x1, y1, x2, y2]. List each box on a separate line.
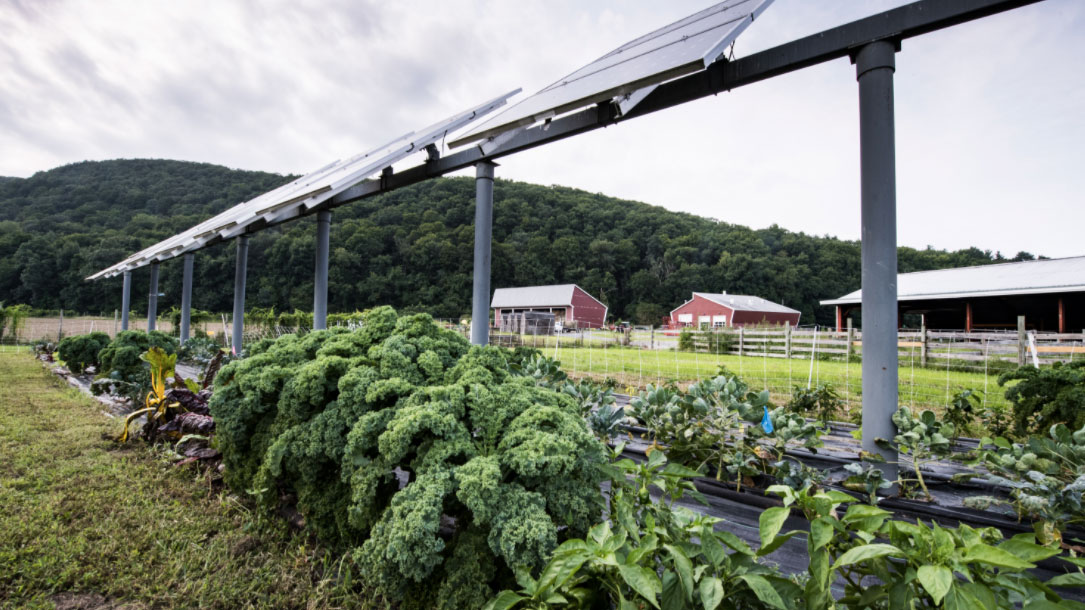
[0, 159, 1040, 326]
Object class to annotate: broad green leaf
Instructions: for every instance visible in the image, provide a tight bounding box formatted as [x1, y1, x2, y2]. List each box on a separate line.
[662, 570, 683, 610]
[535, 549, 589, 595]
[662, 462, 704, 478]
[917, 565, 953, 604]
[665, 544, 694, 601]
[842, 504, 890, 522]
[618, 564, 662, 609]
[942, 585, 985, 610]
[701, 531, 726, 567]
[740, 574, 788, 610]
[483, 590, 525, 610]
[809, 518, 833, 552]
[1048, 572, 1085, 587]
[758, 531, 800, 556]
[716, 529, 754, 555]
[759, 506, 790, 548]
[627, 533, 659, 565]
[832, 543, 901, 569]
[962, 544, 1035, 570]
[700, 576, 724, 610]
[999, 538, 1062, 563]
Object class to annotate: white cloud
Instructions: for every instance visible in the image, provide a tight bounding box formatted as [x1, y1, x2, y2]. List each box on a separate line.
[1, 0, 1082, 257]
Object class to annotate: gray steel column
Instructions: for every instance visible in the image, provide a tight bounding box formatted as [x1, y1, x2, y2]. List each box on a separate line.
[855, 40, 899, 485]
[232, 235, 249, 355]
[471, 161, 496, 345]
[120, 271, 131, 331]
[180, 253, 194, 342]
[147, 263, 159, 332]
[313, 210, 331, 330]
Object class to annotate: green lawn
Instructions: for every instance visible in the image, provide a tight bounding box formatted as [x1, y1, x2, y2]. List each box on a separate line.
[0, 351, 372, 610]
[544, 345, 1010, 415]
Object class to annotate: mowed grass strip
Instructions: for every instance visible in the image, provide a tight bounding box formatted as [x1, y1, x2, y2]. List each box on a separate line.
[0, 352, 368, 610]
[550, 345, 1010, 414]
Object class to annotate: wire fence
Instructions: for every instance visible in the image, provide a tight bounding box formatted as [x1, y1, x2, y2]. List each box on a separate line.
[449, 323, 1085, 418]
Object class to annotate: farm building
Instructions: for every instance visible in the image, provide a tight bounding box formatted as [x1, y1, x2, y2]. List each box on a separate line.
[669, 292, 801, 328]
[491, 284, 607, 330]
[821, 255, 1085, 332]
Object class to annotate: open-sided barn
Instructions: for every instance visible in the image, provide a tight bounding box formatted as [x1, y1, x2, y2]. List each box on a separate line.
[822, 255, 1085, 332]
[669, 292, 801, 328]
[491, 284, 608, 330]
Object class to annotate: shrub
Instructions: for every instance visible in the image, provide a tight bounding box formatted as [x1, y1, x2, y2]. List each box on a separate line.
[56, 331, 111, 373]
[788, 382, 843, 423]
[177, 335, 224, 365]
[677, 327, 694, 352]
[999, 361, 1085, 435]
[210, 307, 606, 609]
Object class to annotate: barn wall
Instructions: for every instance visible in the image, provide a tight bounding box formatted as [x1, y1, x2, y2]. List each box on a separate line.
[570, 287, 607, 328]
[730, 309, 801, 327]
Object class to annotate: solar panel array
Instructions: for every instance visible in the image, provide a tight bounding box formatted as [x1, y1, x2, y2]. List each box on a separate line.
[89, 89, 519, 279]
[92, 0, 776, 280]
[449, 0, 773, 148]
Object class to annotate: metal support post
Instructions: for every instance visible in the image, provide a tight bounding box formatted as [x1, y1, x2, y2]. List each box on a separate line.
[1017, 315, 1027, 366]
[180, 253, 194, 342]
[313, 210, 331, 330]
[232, 236, 249, 355]
[147, 263, 159, 332]
[121, 271, 131, 331]
[854, 39, 899, 486]
[471, 161, 496, 345]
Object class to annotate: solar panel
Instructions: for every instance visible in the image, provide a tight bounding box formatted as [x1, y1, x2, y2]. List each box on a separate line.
[449, 0, 772, 149]
[90, 89, 519, 279]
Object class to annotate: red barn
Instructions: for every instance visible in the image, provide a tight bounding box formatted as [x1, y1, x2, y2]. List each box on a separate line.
[669, 292, 800, 328]
[491, 284, 608, 330]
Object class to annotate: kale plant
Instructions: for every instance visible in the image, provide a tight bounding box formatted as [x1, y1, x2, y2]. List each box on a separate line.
[210, 307, 606, 609]
[56, 331, 111, 374]
[999, 361, 1085, 436]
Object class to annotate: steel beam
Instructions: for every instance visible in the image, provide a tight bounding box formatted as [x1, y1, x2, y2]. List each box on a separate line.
[232, 236, 249, 355]
[313, 210, 331, 330]
[180, 253, 194, 342]
[471, 162, 496, 345]
[855, 40, 899, 486]
[121, 271, 131, 331]
[147, 263, 159, 332]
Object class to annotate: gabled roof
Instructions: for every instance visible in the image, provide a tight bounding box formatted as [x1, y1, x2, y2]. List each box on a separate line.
[491, 284, 580, 308]
[671, 293, 800, 316]
[820, 256, 1085, 306]
[695, 293, 800, 314]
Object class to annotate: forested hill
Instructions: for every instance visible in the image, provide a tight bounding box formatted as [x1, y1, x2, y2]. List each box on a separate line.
[0, 159, 1035, 326]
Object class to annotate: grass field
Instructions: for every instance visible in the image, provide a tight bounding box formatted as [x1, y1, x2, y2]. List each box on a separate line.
[546, 345, 1011, 416]
[0, 351, 367, 610]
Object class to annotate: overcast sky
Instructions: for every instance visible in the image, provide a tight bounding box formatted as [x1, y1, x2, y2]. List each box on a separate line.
[2, 0, 1082, 257]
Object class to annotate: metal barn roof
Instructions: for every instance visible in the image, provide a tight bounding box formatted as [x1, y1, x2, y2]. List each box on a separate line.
[821, 256, 1085, 306]
[491, 284, 597, 308]
[691, 293, 800, 314]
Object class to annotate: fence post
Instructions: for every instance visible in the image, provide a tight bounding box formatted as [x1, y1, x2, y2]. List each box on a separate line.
[920, 324, 928, 368]
[784, 323, 792, 359]
[113, 309, 118, 337]
[1018, 315, 1027, 366]
[846, 318, 854, 362]
[650, 327, 655, 350]
[738, 327, 744, 356]
[58, 309, 64, 342]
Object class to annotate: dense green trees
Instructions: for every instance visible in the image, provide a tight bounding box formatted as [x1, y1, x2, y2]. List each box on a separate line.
[0, 159, 1036, 326]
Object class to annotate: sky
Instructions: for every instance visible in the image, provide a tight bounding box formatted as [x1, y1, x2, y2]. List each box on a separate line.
[1, 0, 1082, 258]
